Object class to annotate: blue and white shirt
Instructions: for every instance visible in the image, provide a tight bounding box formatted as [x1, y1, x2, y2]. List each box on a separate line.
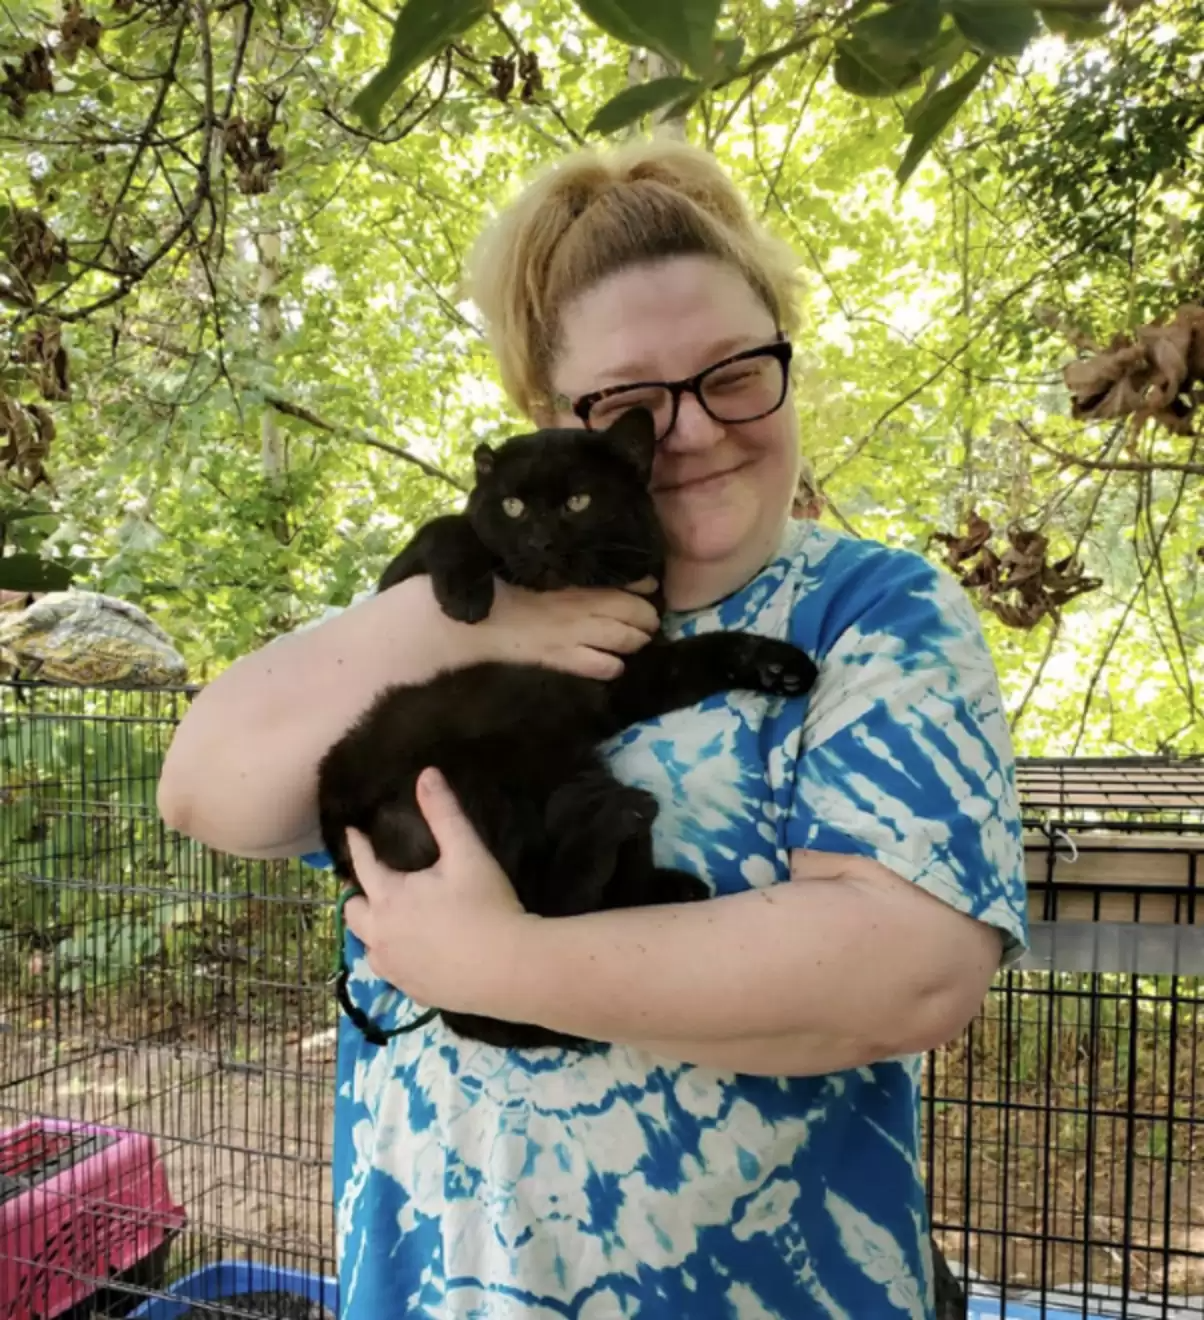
[301, 519, 1029, 1319]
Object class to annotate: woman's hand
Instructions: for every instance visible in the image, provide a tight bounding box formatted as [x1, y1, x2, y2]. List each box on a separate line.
[341, 767, 539, 1015]
[480, 577, 660, 680]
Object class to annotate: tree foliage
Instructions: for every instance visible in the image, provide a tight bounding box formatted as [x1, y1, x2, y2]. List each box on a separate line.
[0, 0, 1200, 757]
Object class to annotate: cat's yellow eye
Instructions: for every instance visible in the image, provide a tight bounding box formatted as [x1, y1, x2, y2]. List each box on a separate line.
[502, 497, 525, 518]
[565, 493, 591, 513]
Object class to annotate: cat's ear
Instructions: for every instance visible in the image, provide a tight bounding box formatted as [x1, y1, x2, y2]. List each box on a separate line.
[604, 407, 656, 484]
[472, 443, 495, 481]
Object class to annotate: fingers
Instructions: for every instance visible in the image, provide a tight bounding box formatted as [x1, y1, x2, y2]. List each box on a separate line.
[346, 828, 389, 902]
[566, 646, 624, 681]
[581, 617, 653, 657]
[414, 767, 476, 858]
[588, 589, 661, 636]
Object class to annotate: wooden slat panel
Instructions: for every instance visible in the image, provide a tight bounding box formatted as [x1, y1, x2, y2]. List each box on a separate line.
[1027, 889, 1186, 926]
[1022, 829, 1201, 925]
[1015, 760, 1204, 817]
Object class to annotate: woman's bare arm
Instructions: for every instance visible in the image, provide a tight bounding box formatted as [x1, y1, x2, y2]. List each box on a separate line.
[341, 772, 1004, 1078]
[158, 579, 467, 857]
[157, 576, 659, 859]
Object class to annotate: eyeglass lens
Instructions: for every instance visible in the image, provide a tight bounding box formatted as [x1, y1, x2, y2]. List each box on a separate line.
[587, 352, 787, 438]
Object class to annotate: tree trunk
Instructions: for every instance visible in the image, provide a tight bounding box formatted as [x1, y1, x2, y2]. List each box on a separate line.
[257, 228, 285, 505]
[647, 51, 688, 140]
[626, 49, 688, 141]
[254, 222, 293, 630]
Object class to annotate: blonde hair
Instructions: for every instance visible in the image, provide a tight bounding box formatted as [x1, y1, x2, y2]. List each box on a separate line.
[466, 138, 804, 419]
[792, 453, 825, 520]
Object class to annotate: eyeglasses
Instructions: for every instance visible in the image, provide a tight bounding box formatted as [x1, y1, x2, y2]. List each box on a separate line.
[554, 337, 793, 442]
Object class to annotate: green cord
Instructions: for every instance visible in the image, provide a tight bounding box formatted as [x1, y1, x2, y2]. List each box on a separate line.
[333, 887, 357, 980]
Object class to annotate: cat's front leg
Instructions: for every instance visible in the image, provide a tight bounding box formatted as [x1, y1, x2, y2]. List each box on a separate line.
[602, 631, 818, 732]
[377, 516, 450, 592]
[378, 515, 498, 624]
[645, 867, 710, 905]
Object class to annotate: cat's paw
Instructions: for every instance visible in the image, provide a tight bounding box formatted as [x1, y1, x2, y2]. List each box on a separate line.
[651, 868, 709, 904]
[434, 572, 495, 624]
[614, 785, 660, 833]
[560, 783, 658, 842]
[730, 637, 818, 697]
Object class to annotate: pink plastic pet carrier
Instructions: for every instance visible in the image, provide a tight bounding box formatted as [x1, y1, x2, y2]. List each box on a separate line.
[0, 1117, 186, 1319]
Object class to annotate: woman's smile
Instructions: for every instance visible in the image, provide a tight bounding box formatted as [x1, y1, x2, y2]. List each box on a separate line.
[653, 460, 750, 495]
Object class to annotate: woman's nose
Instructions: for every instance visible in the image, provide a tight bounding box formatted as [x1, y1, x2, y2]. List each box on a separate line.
[661, 392, 725, 452]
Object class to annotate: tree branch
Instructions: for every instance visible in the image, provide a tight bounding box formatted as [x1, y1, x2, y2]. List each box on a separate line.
[318, 50, 445, 143]
[1017, 420, 1204, 475]
[488, 10, 587, 147]
[262, 394, 465, 490]
[25, 0, 252, 326]
[1008, 615, 1061, 734]
[95, 4, 191, 261]
[1070, 438, 1198, 754]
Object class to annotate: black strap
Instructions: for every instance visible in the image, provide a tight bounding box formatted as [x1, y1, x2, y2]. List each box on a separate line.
[333, 889, 440, 1046]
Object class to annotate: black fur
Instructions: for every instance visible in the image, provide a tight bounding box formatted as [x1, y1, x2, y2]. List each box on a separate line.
[317, 409, 818, 1050]
[933, 1243, 968, 1319]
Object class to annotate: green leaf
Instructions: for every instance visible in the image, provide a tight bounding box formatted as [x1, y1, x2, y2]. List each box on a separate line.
[896, 52, 992, 186]
[833, 36, 929, 97]
[853, 0, 943, 58]
[577, 0, 723, 74]
[715, 35, 745, 71]
[575, 0, 662, 51]
[0, 502, 55, 527]
[350, 0, 489, 129]
[902, 32, 970, 128]
[0, 554, 79, 593]
[946, 0, 1040, 57]
[586, 76, 704, 135]
[1038, 2, 1110, 38]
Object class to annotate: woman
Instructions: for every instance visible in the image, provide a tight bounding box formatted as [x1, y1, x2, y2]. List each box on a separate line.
[158, 139, 1028, 1318]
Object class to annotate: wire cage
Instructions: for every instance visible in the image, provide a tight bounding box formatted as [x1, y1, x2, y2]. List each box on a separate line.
[0, 680, 337, 1319]
[2, 676, 1203, 1319]
[928, 756, 1204, 1320]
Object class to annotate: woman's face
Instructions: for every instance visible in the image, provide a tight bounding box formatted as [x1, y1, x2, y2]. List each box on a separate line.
[549, 255, 801, 611]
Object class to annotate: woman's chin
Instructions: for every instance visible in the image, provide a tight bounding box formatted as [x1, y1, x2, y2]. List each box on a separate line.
[661, 504, 792, 608]
[664, 515, 757, 568]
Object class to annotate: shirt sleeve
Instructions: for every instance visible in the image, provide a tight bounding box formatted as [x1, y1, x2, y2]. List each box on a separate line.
[785, 543, 1029, 967]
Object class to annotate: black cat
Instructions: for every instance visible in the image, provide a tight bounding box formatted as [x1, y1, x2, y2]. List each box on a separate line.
[316, 408, 819, 1050]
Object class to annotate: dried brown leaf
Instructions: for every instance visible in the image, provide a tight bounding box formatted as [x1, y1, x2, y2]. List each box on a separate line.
[0, 45, 54, 117]
[18, 321, 70, 401]
[58, 1, 103, 65]
[7, 209, 68, 285]
[931, 510, 992, 566]
[1062, 302, 1204, 436]
[0, 392, 54, 492]
[931, 510, 1102, 631]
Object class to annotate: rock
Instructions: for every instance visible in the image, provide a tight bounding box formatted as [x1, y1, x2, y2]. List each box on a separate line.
[0, 589, 188, 687]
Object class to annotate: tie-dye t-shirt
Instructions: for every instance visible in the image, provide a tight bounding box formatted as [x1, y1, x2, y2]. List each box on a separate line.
[300, 519, 1029, 1319]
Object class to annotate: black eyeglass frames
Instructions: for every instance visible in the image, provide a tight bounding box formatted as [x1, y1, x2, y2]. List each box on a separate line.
[557, 337, 794, 442]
